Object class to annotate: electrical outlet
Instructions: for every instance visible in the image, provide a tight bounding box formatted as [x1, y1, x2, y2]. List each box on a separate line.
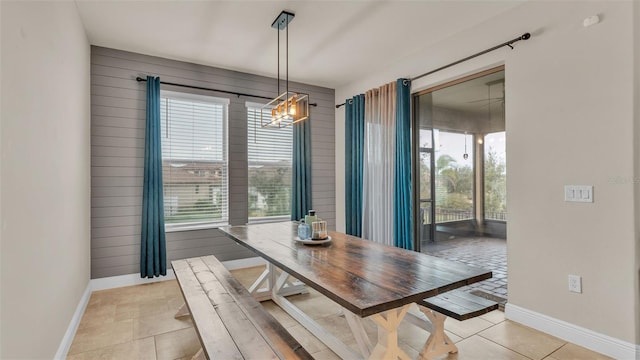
[568, 274, 582, 293]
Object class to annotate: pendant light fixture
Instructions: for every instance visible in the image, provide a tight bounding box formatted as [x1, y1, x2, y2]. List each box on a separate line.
[463, 132, 469, 160]
[260, 10, 310, 128]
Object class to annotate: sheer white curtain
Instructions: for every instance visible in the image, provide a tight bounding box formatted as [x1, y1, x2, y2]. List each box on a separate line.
[361, 81, 396, 246]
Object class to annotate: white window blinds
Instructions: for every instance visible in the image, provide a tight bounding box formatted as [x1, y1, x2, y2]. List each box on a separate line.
[160, 91, 229, 228]
[246, 102, 293, 220]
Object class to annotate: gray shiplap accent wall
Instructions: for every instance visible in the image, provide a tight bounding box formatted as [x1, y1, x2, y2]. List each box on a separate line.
[91, 46, 335, 279]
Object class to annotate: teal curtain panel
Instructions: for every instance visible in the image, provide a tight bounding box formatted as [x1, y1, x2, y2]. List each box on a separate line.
[394, 79, 413, 250]
[345, 94, 365, 236]
[291, 119, 312, 220]
[141, 76, 167, 278]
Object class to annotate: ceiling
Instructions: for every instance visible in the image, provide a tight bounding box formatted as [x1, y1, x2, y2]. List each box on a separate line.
[75, 1, 523, 89]
[432, 70, 505, 115]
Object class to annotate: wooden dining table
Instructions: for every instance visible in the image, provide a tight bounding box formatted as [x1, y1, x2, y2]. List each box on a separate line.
[219, 221, 491, 360]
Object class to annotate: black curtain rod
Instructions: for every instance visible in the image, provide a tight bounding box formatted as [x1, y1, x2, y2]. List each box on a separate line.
[135, 77, 317, 107]
[335, 32, 531, 109]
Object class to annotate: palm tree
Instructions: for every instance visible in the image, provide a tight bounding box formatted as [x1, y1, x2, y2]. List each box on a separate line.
[436, 155, 458, 193]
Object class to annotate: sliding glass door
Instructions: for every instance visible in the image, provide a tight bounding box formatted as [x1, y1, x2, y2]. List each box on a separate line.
[412, 67, 506, 250]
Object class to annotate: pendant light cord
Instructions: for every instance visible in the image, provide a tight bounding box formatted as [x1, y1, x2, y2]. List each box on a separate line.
[286, 17, 289, 95]
[277, 23, 280, 96]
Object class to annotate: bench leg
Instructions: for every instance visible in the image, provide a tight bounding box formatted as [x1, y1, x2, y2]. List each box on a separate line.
[191, 348, 205, 360]
[416, 306, 458, 360]
[174, 303, 190, 318]
[369, 304, 412, 360]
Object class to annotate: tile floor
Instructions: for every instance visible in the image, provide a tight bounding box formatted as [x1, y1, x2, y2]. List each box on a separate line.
[423, 237, 508, 307]
[68, 266, 611, 360]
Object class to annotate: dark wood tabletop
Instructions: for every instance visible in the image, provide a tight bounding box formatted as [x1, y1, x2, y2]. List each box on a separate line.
[220, 221, 491, 317]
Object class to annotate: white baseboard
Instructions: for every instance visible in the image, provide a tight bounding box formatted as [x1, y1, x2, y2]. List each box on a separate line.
[91, 271, 176, 291]
[90, 257, 265, 291]
[505, 303, 638, 360]
[54, 282, 92, 360]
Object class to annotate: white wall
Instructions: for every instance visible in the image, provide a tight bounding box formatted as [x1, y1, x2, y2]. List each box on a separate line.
[1, 1, 91, 358]
[336, 0, 637, 349]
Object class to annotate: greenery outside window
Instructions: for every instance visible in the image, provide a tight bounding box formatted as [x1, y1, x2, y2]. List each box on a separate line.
[246, 102, 292, 222]
[484, 131, 507, 221]
[434, 130, 474, 222]
[160, 91, 229, 229]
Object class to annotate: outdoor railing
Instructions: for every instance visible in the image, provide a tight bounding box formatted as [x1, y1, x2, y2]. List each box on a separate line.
[420, 207, 507, 223]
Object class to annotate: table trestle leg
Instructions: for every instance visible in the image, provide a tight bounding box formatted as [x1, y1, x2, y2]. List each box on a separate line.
[345, 310, 373, 358]
[247, 265, 271, 295]
[416, 306, 458, 360]
[403, 304, 434, 333]
[247, 263, 307, 301]
[369, 305, 412, 360]
[271, 271, 363, 359]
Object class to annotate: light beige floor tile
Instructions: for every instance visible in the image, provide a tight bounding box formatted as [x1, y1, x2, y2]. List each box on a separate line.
[155, 327, 201, 360]
[314, 314, 356, 344]
[133, 310, 193, 339]
[230, 265, 267, 288]
[68, 319, 134, 355]
[66, 337, 155, 360]
[286, 324, 331, 354]
[288, 290, 342, 319]
[548, 342, 613, 360]
[70, 267, 599, 360]
[78, 303, 117, 330]
[444, 315, 495, 339]
[115, 297, 170, 321]
[262, 300, 300, 328]
[480, 310, 506, 324]
[90, 284, 165, 307]
[444, 335, 530, 360]
[167, 295, 186, 312]
[395, 320, 463, 353]
[479, 320, 565, 360]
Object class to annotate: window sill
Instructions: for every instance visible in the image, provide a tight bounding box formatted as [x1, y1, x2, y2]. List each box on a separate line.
[165, 222, 229, 233]
[248, 216, 291, 225]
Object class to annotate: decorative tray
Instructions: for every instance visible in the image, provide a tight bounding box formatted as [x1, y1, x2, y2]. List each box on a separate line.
[294, 236, 332, 245]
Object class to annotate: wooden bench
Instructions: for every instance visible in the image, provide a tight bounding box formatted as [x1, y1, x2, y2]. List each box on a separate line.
[172, 255, 314, 360]
[408, 289, 498, 360]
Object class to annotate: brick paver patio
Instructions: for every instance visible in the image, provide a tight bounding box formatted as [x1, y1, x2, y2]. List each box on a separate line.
[422, 236, 508, 309]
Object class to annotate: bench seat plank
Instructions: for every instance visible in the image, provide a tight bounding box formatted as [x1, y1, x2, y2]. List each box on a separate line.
[172, 259, 247, 360]
[173, 256, 313, 360]
[200, 255, 313, 360]
[419, 289, 498, 321]
[215, 302, 281, 360]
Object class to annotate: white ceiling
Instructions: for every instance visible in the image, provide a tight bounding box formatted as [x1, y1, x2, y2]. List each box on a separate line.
[75, 0, 523, 89]
[433, 70, 505, 114]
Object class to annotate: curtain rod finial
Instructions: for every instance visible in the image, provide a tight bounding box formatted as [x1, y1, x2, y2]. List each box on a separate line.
[522, 33, 531, 40]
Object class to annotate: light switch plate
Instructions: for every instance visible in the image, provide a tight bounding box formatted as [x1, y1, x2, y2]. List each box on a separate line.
[564, 185, 593, 203]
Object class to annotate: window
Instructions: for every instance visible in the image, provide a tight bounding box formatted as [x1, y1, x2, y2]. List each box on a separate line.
[246, 102, 292, 221]
[160, 91, 229, 229]
[484, 131, 506, 221]
[434, 131, 474, 222]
